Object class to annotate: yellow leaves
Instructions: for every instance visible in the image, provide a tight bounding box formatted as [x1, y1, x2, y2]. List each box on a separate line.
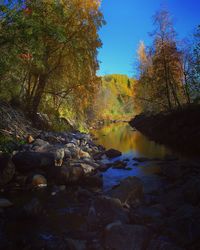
[78, 0, 101, 11]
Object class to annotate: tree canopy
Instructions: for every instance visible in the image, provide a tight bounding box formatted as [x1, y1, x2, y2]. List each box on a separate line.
[0, 0, 104, 127]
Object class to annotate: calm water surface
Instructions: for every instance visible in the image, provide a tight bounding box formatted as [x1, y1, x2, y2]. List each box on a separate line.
[91, 122, 171, 191]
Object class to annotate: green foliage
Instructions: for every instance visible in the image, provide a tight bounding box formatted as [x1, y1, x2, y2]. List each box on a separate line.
[0, 134, 26, 153]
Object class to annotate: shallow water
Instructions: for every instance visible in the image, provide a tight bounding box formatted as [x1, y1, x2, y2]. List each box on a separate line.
[91, 122, 171, 190]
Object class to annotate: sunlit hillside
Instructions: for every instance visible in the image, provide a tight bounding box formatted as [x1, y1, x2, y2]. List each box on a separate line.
[94, 74, 135, 120]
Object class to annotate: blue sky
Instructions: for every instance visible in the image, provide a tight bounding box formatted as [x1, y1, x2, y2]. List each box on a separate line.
[98, 0, 200, 77]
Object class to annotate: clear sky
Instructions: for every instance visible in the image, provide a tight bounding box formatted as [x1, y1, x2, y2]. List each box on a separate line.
[98, 0, 200, 77]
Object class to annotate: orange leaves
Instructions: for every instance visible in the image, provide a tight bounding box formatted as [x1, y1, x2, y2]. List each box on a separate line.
[23, 8, 32, 16]
[19, 53, 32, 61]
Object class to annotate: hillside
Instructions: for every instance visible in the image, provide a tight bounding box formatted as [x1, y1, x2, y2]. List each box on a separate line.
[94, 74, 135, 121]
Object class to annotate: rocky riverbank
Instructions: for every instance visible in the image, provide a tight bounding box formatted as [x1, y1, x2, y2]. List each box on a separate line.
[0, 104, 200, 249]
[129, 105, 200, 156]
[1, 131, 200, 249]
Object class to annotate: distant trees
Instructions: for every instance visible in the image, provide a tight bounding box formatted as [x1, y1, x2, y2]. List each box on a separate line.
[0, 0, 104, 121]
[90, 74, 135, 121]
[133, 10, 200, 114]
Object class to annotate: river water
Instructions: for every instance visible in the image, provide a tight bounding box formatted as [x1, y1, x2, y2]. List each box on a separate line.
[91, 122, 172, 191]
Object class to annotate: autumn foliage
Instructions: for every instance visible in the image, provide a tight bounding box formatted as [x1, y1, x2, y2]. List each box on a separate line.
[133, 10, 200, 114]
[0, 0, 104, 127]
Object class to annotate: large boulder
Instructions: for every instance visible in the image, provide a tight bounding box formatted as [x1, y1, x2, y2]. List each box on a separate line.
[12, 151, 54, 173]
[0, 153, 15, 185]
[108, 176, 143, 205]
[105, 149, 122, 158]
[104, 224, 151, 250]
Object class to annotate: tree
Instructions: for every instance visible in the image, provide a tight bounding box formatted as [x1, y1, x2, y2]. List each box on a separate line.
[134, 9, 187, 114]
[0, 0, 104, 120]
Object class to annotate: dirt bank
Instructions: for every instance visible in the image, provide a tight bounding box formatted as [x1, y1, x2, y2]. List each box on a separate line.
[129, 105, 200, 156]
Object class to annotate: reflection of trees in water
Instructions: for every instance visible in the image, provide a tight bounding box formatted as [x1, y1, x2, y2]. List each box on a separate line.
[92, 123, 169, 158]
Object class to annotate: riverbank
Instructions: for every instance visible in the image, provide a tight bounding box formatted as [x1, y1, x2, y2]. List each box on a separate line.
[129, 105, 200, 156]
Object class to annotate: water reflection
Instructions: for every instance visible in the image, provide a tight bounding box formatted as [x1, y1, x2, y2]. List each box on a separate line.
[91, 122, 170, 158]
[91, 122, 172, 191]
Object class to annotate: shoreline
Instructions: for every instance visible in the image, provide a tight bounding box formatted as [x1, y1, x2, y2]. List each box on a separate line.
[129, 105, 200, 157]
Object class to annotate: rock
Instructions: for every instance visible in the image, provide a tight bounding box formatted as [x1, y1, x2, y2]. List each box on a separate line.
[133, 157, 150, 162]
[130, 206, 163, 225]
[160, 162, 188, 180]
[26, 135, 34, 144]
[82, 174, 103, 188]
[32, 174, 47, 188]
[59, 185, 66, 191]
[105, 149, 122, 158]
[182, 177, 200, 205]
[76, 187, 92, 201]
[32, 138, 50, 147]
[142, 175, 163, 194]
[98, 164, 111, 172]
[164, 204, 200, 246]
[63, 148, 72, 159]
[92, 196, 128, 227]
[78, 150, 91, 159]
[108, 176, 143, 205]
[112, 160, 127, 169]
[147, 238, 183, 250]
[79, 163, 95, 174]
[53, 148, 65, 166]
[0, 198, 13, 208]
[104, 224, 151, 250]
[55, 166, 84, 185]
[0, 153, 15, 185]
[164, 155, 179, 162]
[66, 238, 86, 250]
[160, 187, 185, 212]
[23, 198, 43, 217]
[12, 151, 54, 173]
[93, 152, 105, 160]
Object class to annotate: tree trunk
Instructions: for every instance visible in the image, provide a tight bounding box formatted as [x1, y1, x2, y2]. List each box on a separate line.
[31, 74, 47, 116]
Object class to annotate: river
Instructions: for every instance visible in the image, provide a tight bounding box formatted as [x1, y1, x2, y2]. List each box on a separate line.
[91, 122, 172, 191]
